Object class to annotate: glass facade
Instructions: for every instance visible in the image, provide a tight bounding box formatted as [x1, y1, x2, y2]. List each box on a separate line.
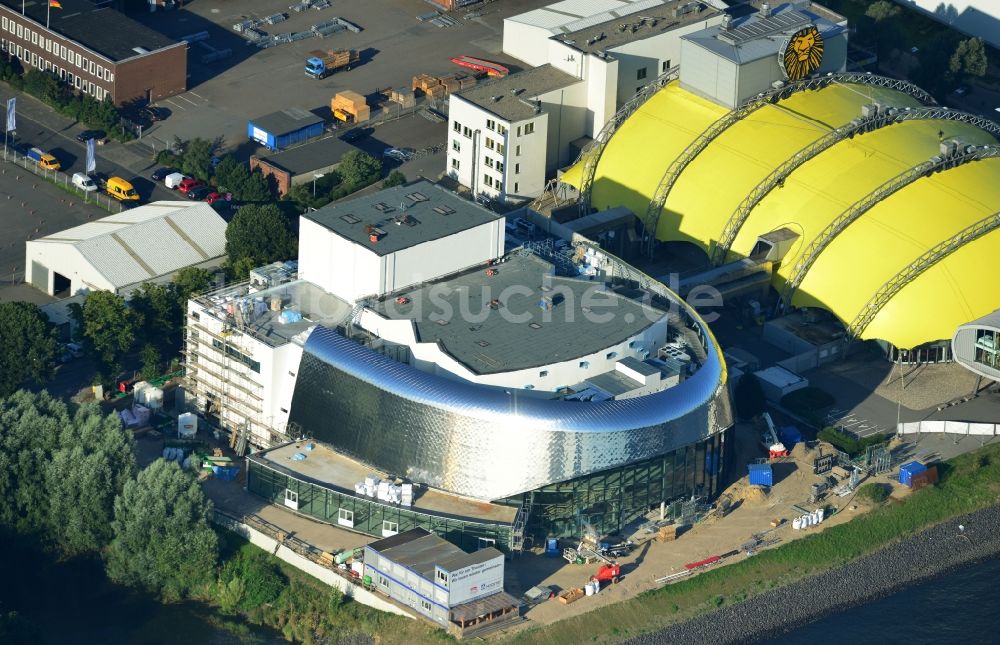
[247, 458, 513, 552]
[506, 427, 732, 541]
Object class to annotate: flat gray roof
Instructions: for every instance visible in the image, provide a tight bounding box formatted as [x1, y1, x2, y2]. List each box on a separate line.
[561, 0, 723, 55]
[455, 64, 581, 123]
[683, 5, 843, 65]
[249, 108, 324, 137]
[257, 135, 357, 176]
[585, 370, 643, 397]
[304, 180, 502, 257]
[372, 253, 666, 375]
[963, 309, 1000, 330]
[368, 529, 502, 580]
[619, 355, 660, 376]
[0, 0, 179, 62]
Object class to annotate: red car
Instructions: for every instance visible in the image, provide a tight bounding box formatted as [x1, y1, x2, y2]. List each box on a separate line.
[177, 177, 202, 193]
[205, 191, 231, 204]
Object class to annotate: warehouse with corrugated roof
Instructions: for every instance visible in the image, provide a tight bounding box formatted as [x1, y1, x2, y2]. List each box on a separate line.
[25, 201, 227, 297]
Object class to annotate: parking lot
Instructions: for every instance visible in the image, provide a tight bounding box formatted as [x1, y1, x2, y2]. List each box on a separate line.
[131, 0, 546, 156]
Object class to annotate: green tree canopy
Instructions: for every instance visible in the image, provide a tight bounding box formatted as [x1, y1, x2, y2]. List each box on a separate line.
[178, 138, 218, 183]
[130, 282, 179, 348]
[173, 267, 214, 303]
[949, 37, 988, 78]
[865, 0, 900, 22]
[383, 170, 407, 188]
[338, 150, 382, 188]
[0, 301, 59, 397]
[46, 403, 136, 555]
[225, 203, 297, 278]
[106, 459, 219, 599]
[733, 373, 767, 420]
[74, 291, 139, 376]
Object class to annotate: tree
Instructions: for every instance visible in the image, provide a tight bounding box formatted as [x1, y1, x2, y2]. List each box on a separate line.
[383, 170, 407, 188]
[213, 155, 249, 195]
[733, 373, 766, 420]
[106, 459, 219, 599]
[865, 0, 900, 22]
[225, 204, 297, 278]
[949, 37, 988, 78]
[139, 343, 161, 380]
[130, 282, 179, 348]
[0, 301, 59, 397]
[0, 391, 68, 534]
[337, 150, 382, 189]
[46, 403, 136, 555]
[173, 267, 214, 303]
[0, 611, 42, 645]
[179, 138, 217, 183]
[240, 169, 275, 203]
[75, 291, 139, 376]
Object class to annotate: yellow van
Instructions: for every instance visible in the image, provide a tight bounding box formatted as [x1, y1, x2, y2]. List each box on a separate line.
[27, 147, 61, 171]
[105, 176, 140, 201]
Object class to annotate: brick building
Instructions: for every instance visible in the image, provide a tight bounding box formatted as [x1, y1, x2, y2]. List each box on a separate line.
[0, 0, 186, 105]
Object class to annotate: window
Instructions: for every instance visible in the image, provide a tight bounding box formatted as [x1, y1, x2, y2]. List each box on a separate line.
[382, 520, 398, 536]
[451, 139, 460, 152]
[484, 137, 494, 150]
[284, 489, 298, 509]
[1, 17, 6, 30]
[516, 126, 521, 136]
[662, 59, 671, 72]
[462, 126, 472, 138]
[61, 45, 66, 60]
[436, 569, 448, 583]
[496, 161, 504, 172]
[31, 31, 37, 45]
[524, 122, 534, 135]
[453, 120, 461, 132]
[514, 182, 518, 192]
[75, 52, 81, 67]
[486, 118, 495, 131]
[579, 361, 590, 369]
[539, 370, 548, 377]
[30, 52, 36, 66]
[515, 163, 520, 174]
[483, 175, 493, 188]
[420, 599, 432, 612]
[606, 351, 618, 359]
[16, 24, 22, 38]
[378, 575, 389, 588]
[451, 158, 459, 170]
[211, 339, 261, 373]
[337, 508, 354, 527]
[484, 157, 493, 168]
[498, 125, 507, 136]
[477, 537, 496, 549]
[58, 68, 65, 80]
[497, 142, 505, 154]
[637, 66, 647, 80]
[516, 145, 521, 156]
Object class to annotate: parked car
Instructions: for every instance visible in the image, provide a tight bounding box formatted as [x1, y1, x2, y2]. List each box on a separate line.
[72, 172, 98, 192]
[204, 191, 231, 204]
[340, 127, 371, 143]
[144, 106, 167, 122]
[76, 129, 108, 144]
[178, 177, 202, 193]
[151, 167, 177, 182]
[186, 185, 212, 200]
[382, 147, 414, 161]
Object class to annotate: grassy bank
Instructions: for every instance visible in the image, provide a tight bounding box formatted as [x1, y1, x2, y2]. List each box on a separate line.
[199, 531, 450, 644]
[510, 442, 1000, 644]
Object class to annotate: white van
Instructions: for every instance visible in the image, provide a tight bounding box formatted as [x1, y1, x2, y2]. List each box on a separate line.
[72, 172, 98, 192]
[164, 172, 187, 190]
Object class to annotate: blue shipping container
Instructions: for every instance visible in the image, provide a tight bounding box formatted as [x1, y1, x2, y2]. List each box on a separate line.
[247, 118, 324, 151]
[748, 463, 773, 487]
[899, 461, 927, 487]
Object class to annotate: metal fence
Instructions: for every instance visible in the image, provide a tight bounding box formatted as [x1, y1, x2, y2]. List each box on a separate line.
[2, 147, 125, 212]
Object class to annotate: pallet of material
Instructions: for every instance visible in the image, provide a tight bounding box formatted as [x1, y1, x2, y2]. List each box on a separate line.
[657, 525, 678, 542]
[389, 88, 416, 107]
[558, 587, 585, 604]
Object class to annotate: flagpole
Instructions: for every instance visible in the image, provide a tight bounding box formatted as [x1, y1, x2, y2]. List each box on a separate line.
[47, 0, 50, 29]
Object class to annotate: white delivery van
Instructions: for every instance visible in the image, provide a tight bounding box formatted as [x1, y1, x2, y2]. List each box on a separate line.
[164, 172, 188, 190]
[72, 172, 98, 192]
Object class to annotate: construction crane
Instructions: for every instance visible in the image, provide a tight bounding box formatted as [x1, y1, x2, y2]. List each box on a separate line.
[761, 412, 788, 458]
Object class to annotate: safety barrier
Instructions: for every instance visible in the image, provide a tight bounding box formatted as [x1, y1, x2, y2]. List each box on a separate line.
[1, 148, 124, 212]
[897, 420, 1000, 436]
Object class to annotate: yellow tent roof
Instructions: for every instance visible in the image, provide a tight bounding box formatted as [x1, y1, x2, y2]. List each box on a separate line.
[561, 81, 1000, 348]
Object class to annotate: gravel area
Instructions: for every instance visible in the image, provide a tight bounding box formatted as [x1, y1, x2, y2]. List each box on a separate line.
[626, 505, 1000, 645]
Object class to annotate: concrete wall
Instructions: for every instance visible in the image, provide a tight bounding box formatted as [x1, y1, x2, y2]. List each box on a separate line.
[25, 242, 112, 296]
[213, 514, 413, 619]
[383, 220, 505, 294]
[538, 80, 588, 172]
[298, 217, 381, 302]
[679, 39, 738, 108]
[503, 19, 556, 67]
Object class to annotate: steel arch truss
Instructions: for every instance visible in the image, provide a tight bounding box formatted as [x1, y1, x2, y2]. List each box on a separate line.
[642, 73, 937, 256]
[781, 145, 1000, 305]
[711, 106, 1000, 265]
[577, 66, 680, 216]
[847, 210, 1000, 341]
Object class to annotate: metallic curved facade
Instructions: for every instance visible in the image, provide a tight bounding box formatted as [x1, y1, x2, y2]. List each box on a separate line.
[561, 80, 1000, 349]
[288, 325, 732, 501]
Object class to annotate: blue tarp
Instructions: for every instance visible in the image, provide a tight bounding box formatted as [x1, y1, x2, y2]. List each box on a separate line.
[212, 465, 241, 481]
[781, 426, 802, 447]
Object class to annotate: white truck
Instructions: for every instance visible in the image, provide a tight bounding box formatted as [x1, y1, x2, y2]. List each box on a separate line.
[164, 172, 188, 190]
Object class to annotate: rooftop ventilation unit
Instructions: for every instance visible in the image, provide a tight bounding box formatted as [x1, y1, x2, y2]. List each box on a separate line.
[759, 2, 771, 18]
[491, 95, 503, 102]
[405, 192, 429, 202]
[339, 214, 360, 224]
[433, 205, 455, 215]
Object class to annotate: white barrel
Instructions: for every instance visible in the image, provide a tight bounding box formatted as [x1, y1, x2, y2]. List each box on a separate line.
[817, 508, 825, 523]
[792, 517, 801, 530]
[585, 581, 595, 596]
[592, 580, 600, 594]
[803, 514, 812, 527]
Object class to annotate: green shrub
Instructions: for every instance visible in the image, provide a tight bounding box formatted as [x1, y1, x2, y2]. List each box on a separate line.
[857, 482, 890, 504]
[220, 549, 285, 612]
[817, 427, 890, 457]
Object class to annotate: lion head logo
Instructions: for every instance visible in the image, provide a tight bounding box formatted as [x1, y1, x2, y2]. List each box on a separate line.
[782, 26, 824, 81]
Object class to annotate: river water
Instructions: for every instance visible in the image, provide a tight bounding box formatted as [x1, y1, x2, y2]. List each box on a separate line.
[0, 551, 283, 644]
[768, 556, 1000, 643]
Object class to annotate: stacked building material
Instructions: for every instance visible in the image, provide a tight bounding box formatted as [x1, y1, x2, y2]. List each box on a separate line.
[330, 91, 370, 122]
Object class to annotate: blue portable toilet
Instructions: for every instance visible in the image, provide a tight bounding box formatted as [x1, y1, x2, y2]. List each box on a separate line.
[545, 538, 559, 556]
[748, 463, 773, 487]
[899, 461, 927, 487]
